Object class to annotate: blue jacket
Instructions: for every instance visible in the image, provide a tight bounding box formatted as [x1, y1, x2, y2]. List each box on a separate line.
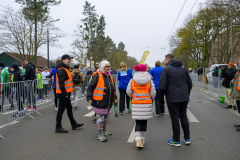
[118, 68, 133, 90]
[51, 68, 57, 88]
[149, 66, 163, 89]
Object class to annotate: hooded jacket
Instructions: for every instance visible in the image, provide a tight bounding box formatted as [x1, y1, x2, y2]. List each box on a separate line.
[87, 72, 117, 109]
[56, 62, 72, 98]
[13, 68, 23, 82]
[126, 71, 156, 120]
[71, 69, 85, 87]
[158, 59, 192, 103]
[25, 62, 36, 81]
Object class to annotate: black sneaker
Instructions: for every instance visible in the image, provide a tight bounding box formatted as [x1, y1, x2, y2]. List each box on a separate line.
[55, 127, 68, 133]
[236, 127, 240, 131]
[225, 105, 232, 109]
[72, 123, 84, 130]
[234, 124, 240, 127]
[233, 106, 237, 110]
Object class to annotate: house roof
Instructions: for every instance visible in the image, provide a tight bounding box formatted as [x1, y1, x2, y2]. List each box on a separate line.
[1, 52, 55, 68]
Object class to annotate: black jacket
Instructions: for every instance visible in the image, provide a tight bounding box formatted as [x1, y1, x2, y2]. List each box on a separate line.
[86, 70, 93, 75]
[197, 68, 203, 75]
[25, 62, 36, 81]
[158, 59, 192, 103]
[222, 68, 236, 88]
[56, 62, 71, 98]
[87, 73, 117, 109]
[13, 68, 24, 82]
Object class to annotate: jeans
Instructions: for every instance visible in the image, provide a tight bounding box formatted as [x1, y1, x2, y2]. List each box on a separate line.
[167, 101, 190, 142]
[26, 82, 36, 108]
[119, 88, 130, 112]
[38, 89, 43, 99]
[156, 89, 165, 114]
[43, 84, 48, 97]
[73, 86, 81, 108]
[56, 95, 76, 128]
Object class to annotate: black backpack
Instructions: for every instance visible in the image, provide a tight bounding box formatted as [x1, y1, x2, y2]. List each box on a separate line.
[73, 73, 81, 84]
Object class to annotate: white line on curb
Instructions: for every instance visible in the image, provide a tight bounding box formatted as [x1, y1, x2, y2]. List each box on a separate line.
[127, 125, 136, 143]
[84, 111, 95, 117]
[187, 108, 199, 123]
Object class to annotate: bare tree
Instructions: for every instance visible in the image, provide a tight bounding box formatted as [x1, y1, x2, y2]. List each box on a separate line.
[0, 6, 65, 65]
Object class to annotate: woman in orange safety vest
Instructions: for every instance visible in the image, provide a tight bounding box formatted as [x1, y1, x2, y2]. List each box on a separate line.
[87, 60, 117, 142]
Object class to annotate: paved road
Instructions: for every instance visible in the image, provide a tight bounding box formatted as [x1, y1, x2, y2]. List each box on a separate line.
[0, 89, 240, 160]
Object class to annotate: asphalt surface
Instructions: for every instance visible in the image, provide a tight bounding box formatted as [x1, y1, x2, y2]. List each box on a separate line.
[0, 89, 240, 160]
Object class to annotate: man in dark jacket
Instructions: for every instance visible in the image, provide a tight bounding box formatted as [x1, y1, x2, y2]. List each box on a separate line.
[55, 54, 84, 133]
[159, 54, 192, 147]
[12, 63, 24, 117]
[221, 63, 237, 110]
[21, 59, 36, 110]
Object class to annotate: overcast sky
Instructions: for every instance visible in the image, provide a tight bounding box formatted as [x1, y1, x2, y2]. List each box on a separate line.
[1, 0, 206, 67]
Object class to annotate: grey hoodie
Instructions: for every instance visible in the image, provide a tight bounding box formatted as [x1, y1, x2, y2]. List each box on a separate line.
[126, 71, 156, 120]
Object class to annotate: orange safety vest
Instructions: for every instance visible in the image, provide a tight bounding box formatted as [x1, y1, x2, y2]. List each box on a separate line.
[56, 67, 74, 94]
[132, 79, 152, 104]
[92, 72, 115, 101]
[237, 72, 240, 91]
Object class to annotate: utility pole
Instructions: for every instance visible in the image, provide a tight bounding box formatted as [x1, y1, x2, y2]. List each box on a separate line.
[47, 25, 49, 68]
[211, 38, 214, 65]
[47, 19, 60, 68]
[231, 11, 233, 63]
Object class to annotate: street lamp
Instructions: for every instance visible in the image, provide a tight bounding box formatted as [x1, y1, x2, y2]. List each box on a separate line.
[47, 19, 60, 68]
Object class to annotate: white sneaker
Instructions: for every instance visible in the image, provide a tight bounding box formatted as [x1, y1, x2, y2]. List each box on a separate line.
[55, 107, 58, 111]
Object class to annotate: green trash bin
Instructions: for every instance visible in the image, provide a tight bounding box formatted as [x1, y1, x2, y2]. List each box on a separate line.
[219, 96, 225, 103]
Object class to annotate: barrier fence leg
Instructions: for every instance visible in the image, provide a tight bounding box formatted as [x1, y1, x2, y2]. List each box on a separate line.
[0, 135, 3, 139]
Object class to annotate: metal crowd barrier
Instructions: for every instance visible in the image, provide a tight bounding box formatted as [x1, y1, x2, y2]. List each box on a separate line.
[190, 73, 226, 100]
[0, 79, 54, 139]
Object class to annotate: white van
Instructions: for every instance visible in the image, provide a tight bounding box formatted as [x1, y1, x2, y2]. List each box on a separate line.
[207, 64, 237, 82]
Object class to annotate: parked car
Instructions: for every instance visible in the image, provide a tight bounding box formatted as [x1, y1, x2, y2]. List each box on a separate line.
[207, 64, 237, 83]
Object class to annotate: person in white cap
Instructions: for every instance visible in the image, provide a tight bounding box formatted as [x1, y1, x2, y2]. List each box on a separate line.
[87, 60, 117, 142]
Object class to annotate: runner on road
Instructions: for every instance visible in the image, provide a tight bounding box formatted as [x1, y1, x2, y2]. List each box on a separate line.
[158, 54, 192, 147]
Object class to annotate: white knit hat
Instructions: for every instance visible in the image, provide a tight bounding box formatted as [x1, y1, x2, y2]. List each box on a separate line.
[99, 60, 111, 73]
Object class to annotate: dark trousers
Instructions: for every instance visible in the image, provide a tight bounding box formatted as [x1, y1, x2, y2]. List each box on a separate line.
[1, 86, 14, 108]
[43, 84, 48, 97]
[53, 88, 58, 107]
[236, 100, 240, 114]
[38, 89, 43, 99]
[135, 120, 147, 132]
[156, 89, 165, 114]
[167, 101, 190, 142]
[56, 95, 76, 128]
[119, 88, 130, 112]
[16, 88, 23, 111]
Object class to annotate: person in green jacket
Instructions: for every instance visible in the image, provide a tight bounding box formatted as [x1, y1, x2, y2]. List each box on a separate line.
[36, 68, 43, 100]
[22, 66, 26, 76]
[0, 62, 14, 111]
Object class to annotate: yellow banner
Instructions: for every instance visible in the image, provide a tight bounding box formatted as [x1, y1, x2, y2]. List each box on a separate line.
[140, 51, 149, 64]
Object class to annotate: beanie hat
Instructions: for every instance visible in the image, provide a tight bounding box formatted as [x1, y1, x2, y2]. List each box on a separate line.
[74, 65, 79, 69]
[134, 64, 147, 72]
[11, 63, 19, 70]
[99, 60, 111, 73]
[0, 62, 5, 67]
[228, 63, 234, 68]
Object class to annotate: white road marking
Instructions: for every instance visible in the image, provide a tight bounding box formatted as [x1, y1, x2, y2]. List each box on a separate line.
[127, 125, 136, 143]
[187, 108, 199, 123]
[84, 111, 95, 117]
[87, 106, 93, 110]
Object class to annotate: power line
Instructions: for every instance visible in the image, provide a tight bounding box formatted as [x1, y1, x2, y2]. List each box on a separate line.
[163, 0, 187, 46]
[180, 0, 198, 27]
